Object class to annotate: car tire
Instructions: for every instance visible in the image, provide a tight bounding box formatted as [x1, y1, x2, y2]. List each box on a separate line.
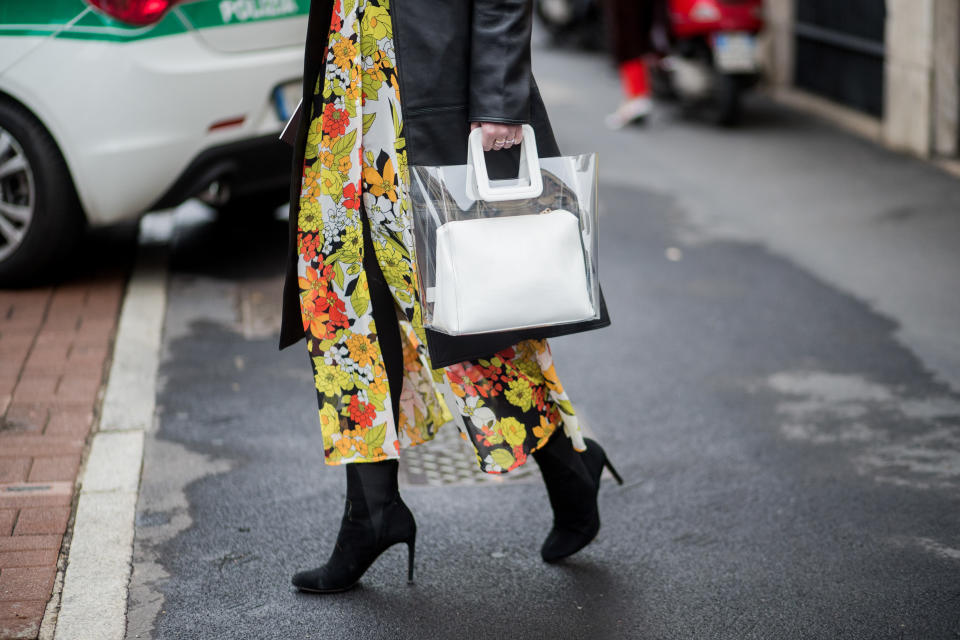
[0, 99, 83, 286]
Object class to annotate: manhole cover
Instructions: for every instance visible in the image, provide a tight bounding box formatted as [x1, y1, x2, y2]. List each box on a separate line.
[399, 424, 539, 486]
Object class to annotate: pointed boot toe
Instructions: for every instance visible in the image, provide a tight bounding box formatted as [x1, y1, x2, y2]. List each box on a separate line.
[291, 565, 358, 594]
[540, 520, 601, 563]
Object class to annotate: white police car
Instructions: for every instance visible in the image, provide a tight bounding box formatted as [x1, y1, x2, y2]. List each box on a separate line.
[0, 0, 307, 281]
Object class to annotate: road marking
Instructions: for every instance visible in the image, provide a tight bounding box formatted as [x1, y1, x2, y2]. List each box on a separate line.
[50, 214, 172, 640]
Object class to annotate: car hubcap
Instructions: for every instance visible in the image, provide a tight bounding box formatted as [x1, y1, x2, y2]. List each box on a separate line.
[0, 127, 35, 262]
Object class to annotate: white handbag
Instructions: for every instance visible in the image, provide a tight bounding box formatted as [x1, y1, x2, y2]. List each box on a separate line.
[422, 125, 597, 335]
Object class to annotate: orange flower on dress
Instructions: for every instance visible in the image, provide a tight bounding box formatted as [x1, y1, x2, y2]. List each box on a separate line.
[348, 395, 376, 428]
[298, 266, 329, 304]
[362, 158, 397, 201]
[533, 414, 552, 440]
[302, 165, 321, 194]
[345, 333, 374, 368]
[368, 366, 388, 397]
[331, 38, 357, 72]
[334, 436, 353, 458]
[322, 103, 349, 138]
[342, 182, 360, 210]
[300, 297, 330, 339]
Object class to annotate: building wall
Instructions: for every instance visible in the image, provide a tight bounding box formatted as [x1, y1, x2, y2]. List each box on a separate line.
[765, 0, 959, 159]
[932, 0, 959, 156]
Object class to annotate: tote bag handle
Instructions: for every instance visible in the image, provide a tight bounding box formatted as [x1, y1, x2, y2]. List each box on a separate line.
[466, 124, 544, 202]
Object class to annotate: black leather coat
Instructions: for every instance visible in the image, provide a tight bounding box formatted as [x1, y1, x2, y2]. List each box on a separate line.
[279, 0, 561, 350]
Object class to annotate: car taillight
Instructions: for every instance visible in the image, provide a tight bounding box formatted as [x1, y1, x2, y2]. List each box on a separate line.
[85, 0, 181, 26]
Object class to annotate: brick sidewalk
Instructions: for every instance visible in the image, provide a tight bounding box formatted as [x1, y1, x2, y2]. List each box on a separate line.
[0, 275, 125, 640]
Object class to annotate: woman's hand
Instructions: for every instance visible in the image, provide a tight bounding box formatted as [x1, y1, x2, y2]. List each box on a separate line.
[471, 122, 524, 152]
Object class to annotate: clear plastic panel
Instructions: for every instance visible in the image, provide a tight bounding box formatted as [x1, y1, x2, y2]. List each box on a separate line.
[409, 152, 600, 336]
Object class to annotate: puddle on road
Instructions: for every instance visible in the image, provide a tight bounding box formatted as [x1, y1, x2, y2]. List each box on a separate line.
[764, 370, 960, 490]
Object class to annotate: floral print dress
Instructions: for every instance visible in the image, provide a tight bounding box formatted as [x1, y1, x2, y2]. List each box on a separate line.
[296, 0, 586, 473]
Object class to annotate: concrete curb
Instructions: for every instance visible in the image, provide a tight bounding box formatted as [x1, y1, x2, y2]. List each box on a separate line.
[51, 225, 170, 640]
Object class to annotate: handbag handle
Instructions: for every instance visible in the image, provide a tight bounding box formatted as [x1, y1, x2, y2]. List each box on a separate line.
[466, 123, 544, 202]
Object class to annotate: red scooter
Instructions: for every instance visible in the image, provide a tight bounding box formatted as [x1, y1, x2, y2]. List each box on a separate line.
[654, 0, 764, 125]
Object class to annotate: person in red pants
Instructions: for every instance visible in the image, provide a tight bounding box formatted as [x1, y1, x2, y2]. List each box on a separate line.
[603, 0, 668, 128]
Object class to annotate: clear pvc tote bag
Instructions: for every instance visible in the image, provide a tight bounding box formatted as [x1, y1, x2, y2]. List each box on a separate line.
[410, 124, 601, 339]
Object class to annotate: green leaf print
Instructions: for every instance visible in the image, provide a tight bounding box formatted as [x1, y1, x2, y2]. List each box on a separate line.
[490, 448, 515, 470]
[362, 113, 377, 135]
[320, 168, 343, 196]
[391, 101, 402, 136]
[331, 129, 357, 160]
[305, 126, 323, 160]
[343, 0, 356, 16]
[557, 399, 576, 415]
[360, 34, 379, 58]
[350, 281, 369, 316]
[362, 73, 383, 94]
[332, 261, 345, 289]
[365, 424, 387, 449]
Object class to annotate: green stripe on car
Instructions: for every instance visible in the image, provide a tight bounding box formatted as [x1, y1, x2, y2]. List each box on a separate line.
[0, 0, 308, 42]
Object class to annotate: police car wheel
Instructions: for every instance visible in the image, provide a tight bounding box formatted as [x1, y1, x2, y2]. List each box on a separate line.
[0, 100, 83, 285]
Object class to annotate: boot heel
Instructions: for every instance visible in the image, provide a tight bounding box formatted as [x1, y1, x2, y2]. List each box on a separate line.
[406, 538, 416, 582]
[603, 456, 624, 485]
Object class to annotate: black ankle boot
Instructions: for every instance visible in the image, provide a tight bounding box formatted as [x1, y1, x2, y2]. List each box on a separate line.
[532, 435, 623, 563]
[292, 459, 416, 593]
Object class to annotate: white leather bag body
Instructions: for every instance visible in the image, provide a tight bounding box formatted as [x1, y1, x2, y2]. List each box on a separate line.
[430, 209, 594, 335]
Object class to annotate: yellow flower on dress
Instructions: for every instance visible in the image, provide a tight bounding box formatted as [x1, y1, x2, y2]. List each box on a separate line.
[346, 332, 375, 368]
[375, 236, 409, 288]
[336, 224, 363, 264]
[298, 199, 323, 233]
[505, 378, 534, 412]
[321, 168, 344, 198]
[361, 5, 391, 40]
[337, 155, 352, 174]
[314, 357, 354, 396]
[362, 158, 397, 202]
[319, 403, 341, 449]
[499, 417, 527, 448]
[320, 151, 336, 168]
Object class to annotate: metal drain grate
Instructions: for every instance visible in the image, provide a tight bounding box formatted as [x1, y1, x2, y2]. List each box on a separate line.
[399, 425, 539, 486]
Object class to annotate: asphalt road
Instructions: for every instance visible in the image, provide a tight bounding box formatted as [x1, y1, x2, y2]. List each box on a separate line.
[123, 44, 960, 640]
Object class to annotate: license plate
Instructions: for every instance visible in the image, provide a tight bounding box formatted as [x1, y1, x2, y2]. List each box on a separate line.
[713, 32, 757, 73]
[273, 79, 302, 121]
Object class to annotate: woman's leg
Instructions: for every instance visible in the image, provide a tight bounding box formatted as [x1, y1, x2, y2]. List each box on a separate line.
[361, 204, 404, 422]
[603, 0, 656, 128]
[291, 459, 416, 592]
[292, 209, 414, 593]
[532, 433, 623, 562]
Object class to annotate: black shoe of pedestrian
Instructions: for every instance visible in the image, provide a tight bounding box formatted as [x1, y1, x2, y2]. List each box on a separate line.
[292, 459, 416, 593]
[533, 435, 623, 563]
